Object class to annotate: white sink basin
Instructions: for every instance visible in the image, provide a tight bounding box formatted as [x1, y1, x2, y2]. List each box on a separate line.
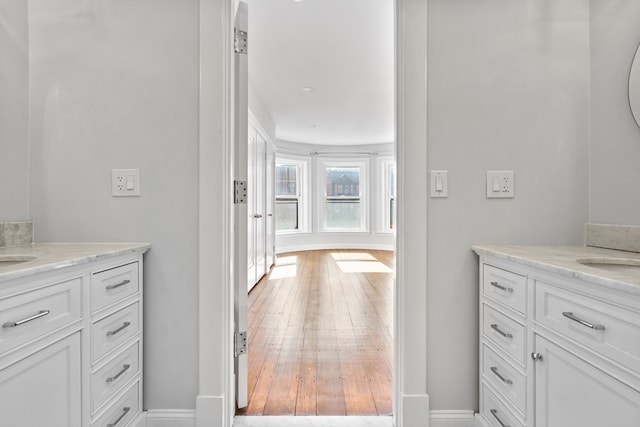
[0, 255, 37, 267]
[577, 257, 640, 275]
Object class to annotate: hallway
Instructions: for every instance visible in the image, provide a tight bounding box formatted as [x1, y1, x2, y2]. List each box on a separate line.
[237, 250, 394, 416]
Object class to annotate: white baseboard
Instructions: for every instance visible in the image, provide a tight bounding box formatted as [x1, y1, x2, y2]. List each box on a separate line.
[145, 410, 196, 427]
[430, 410, 477, 427]
[275, 242, 394, 255]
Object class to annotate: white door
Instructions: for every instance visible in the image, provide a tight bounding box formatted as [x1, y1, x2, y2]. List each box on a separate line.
[247, 129, 257, 291]
[233, 1, 249, 409]
[265, 145, 275, 268]
[534, 334, 640, 427]
[254, 134, 266, 282]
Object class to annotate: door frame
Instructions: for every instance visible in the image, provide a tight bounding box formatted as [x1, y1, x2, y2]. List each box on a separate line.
[196, 1, 429, 426]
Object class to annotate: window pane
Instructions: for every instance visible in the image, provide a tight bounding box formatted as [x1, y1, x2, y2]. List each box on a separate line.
[326, 167, 360, 197]
[275, 199, 299, 230]
[389, 165, 396, 199]
[276, 164, 297, 196]
[326, 200, 361, 229]
[389, 198, 395, 230]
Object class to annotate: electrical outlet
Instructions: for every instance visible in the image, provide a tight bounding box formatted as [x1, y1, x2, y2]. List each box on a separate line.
[112, 169, 140, 197]
[486, 171, 514, 198]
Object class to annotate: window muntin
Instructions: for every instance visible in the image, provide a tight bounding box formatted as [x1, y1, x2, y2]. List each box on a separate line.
[387, 162, 396, 231]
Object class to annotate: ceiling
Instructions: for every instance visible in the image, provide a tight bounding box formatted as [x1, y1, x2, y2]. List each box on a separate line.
[246, 0, 394, 145]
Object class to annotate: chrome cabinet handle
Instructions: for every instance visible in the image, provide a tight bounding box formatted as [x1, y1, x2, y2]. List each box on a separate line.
[490, 366, 513, 385]
[106, 364, 131, 383]
[2, 310, 50, 328]
[490, 281, 513, 293]
[490, 324, 513, 338]
[106, 279, 130, 290]
[531, 352, 543, 362]
[107, 321, 131, 337]
[267, 213, 273, 217]
[107, 407, 130, 427]
[490, 409, 510, 427]
[562, 312, 605, 331]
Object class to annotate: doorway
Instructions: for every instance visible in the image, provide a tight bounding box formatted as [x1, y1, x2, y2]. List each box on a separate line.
[237, 0, 395, 419]
[196, 1, 430, 426]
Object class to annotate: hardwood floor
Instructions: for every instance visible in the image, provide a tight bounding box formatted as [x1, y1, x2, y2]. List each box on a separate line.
[237, 249, 394, 416]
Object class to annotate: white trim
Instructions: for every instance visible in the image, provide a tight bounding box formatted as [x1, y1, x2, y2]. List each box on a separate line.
[197, 1, 233, 427]
[316, 157, 370, 233]
[401, 394, 430, 427]
[276, 242, 394, 254]
[146, 410, 196, 427]
[430, 411, 477, 427]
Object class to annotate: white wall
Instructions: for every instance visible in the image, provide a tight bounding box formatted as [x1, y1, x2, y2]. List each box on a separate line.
[274, 140, 395, 253]
[426, 0, 590, 410]
[0, 0, 29, 220]
[27, 0, 199, 410]
[589, 0, 640, 225]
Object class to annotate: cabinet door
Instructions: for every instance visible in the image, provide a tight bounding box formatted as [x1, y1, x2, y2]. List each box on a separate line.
[0, 333, 81, 427]
[534, 334, 640, 427]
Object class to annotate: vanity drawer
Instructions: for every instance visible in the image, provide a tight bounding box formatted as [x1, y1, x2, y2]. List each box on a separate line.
[535, 281, 640, 372]
[92, 341, 140, 413]
[91, 262, 139, 313]
[0, 278, 82, 354]
[92, 381, 139, 427]
[483, 264, 526, 314]
[483, 304, 526, 365]
[482, 383, 525, 427]
[482, 343, 526, 416]
[92, 303, 139, 362]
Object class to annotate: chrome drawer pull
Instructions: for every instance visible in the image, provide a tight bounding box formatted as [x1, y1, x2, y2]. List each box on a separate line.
[490, 281, 513, 293]
[562, 312, 605, 331]
[106, 279, 130, 290]
[106, 364, 131, 383]
[490, 323, 513, 338]
[490, 366, 513, 385]
[107, 321, 131, 337]
[490, 409, 510, 427]
[107, 406, 130, 427]
[2, 310, 50, 328]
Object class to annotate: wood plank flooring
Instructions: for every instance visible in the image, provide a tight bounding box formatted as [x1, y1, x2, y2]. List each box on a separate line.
[237, 249, 394, 416]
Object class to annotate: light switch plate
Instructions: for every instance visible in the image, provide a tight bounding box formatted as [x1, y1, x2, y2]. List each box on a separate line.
[430, 170, 448, 198]
[486, 171, 514, 198]
[112, 169, 140, 197]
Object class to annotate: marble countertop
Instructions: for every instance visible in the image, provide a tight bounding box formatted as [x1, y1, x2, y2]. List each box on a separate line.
[472, 245, 640, 295]
[0, 243, 151, 283]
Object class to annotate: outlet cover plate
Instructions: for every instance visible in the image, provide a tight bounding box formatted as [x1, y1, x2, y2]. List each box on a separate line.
[112, 169, 140, 197]
[486, 170, 514, 198]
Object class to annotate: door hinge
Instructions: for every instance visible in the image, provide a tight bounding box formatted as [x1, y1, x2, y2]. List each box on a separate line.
[234, 180, 247, 204]
[235, 331, 247, 356]
[234, 28, 248, 54]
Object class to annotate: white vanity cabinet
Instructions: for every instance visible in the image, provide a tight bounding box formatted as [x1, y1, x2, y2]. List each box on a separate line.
[0, 244, 148, 427]
[474, 247, 640, 427]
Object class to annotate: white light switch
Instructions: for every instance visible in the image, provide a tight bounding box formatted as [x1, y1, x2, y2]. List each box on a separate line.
[486, 171, 514, 198]
[430, 170, 448, 198]
[112, 169, 140, 197]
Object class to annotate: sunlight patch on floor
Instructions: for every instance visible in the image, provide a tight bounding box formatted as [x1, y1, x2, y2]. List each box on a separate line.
[336, 261, 393, 273]
[277, 255, 298, 265]
[269, 264, 297, 279]
[331, 252, 377, 261]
